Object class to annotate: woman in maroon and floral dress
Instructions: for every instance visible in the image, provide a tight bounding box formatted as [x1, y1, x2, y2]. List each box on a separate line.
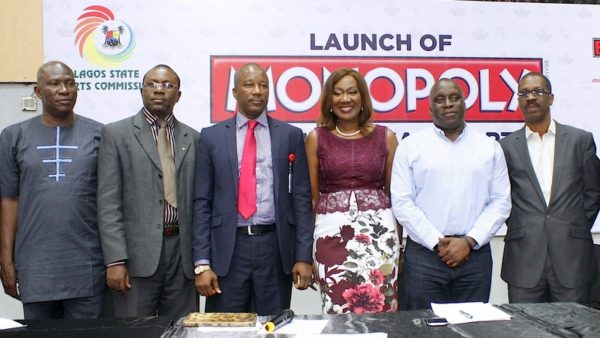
[305, 68, 402, 314]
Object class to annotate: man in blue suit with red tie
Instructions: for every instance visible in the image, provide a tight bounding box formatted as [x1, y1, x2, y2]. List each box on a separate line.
[192, 63, 314, 315]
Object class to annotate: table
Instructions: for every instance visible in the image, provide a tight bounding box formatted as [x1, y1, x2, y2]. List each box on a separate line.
[0, 316, 172, 338]
[2, 303, 599, 338]
[172, 303, 600, 338]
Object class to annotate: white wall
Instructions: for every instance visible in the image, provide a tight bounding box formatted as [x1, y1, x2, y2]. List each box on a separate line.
[0, 83, 39, 130]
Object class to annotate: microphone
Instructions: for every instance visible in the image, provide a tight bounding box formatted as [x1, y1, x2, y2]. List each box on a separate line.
[264, 309, 294, 332]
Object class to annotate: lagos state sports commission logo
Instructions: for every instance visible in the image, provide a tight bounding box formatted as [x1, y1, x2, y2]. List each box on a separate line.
[74, 5, 136, 67]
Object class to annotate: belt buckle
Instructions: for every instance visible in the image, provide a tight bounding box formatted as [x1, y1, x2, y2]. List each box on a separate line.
[246, 225, 257, 236]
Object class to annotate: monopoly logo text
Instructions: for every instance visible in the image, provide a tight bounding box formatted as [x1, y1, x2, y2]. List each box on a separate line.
[210, 56, 541, 123]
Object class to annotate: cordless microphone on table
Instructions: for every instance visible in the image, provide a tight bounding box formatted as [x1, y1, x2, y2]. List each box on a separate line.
[264, 309, 294, 332]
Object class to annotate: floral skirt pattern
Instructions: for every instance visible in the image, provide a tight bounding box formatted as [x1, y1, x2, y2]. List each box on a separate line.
[313, 192, 400, 314]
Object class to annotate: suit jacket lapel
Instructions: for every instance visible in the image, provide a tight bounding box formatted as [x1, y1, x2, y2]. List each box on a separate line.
[132, 110, 162, 171]
[548, 122, 567, 208]
[268, 117, 280, 204]
[224, 118, 239, 197]
[514, 127, 547, 207]
[173, 121, 191, 172]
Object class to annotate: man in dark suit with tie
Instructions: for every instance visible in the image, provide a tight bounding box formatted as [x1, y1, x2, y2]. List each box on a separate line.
[97, 65, 199, 318]
[500, 72, 600, 303]
[192, 63, 313, 315]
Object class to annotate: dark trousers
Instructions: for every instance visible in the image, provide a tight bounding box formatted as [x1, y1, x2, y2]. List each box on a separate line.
[508, 253, 590, 303]
[401, 237, 492, 310]
[23, 293, 104, 319]
[205, 230, 292, 316]
[112, 235, 198, 319]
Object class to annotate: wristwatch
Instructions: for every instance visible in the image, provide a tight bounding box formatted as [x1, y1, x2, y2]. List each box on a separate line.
[463, 236, 476, 249]
[194, 265, 211, 275]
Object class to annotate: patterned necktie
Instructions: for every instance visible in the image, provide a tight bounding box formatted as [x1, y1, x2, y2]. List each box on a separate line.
[238, 120, 258, 219]
[157, 119, 177, 207]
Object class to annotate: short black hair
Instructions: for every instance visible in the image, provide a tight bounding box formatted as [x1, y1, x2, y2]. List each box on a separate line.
[142, 64, 181, 87]
[520, 72, 552, 93]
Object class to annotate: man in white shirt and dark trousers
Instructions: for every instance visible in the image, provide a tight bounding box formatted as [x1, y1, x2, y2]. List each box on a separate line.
[391, 78, 511, 310]
[499, 72, 600, 303]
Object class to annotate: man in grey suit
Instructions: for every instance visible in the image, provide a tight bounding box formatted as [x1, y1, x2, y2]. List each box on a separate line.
[192, 63, 314, 315]
[97, 64, 199, 317]
[500, 72, 600, 303]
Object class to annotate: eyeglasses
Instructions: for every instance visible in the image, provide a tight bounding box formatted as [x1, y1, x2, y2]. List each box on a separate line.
[517, 89, 550, 98]
[143, 82, 179, 90]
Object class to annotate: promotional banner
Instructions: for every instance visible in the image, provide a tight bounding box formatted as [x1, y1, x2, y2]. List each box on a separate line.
[43, 0, 600, 230]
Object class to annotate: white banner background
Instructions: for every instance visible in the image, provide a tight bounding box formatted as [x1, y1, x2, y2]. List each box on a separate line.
[43, 0, 600, 231]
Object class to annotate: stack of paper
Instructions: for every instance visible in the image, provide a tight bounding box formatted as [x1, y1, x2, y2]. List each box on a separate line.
[0, 318, 25, 330]
[431, 302, 512, 324]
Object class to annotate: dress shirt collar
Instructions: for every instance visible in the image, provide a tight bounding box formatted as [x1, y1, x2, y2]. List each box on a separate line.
[143, 107, 175, 129]
[431, 122, 468, 142]
[236, 111, 268, 129]
[525, 119, 556, 139]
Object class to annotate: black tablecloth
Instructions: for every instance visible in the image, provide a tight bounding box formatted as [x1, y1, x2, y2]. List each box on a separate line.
[0, 316, 172, 338]
[2, 302, 600, 338]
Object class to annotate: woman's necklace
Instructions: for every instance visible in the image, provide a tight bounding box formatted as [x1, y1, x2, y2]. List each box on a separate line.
[335, 124, 361, 137]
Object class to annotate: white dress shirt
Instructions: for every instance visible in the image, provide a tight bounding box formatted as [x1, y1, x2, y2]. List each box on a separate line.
[525, 120, 556, 206]
[391, 124, 511, 250]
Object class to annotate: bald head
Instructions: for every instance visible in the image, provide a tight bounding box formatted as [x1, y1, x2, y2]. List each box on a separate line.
[428, 78, 466, 140]
[232, 63, 269, 119]
[35, 61, 78, 125]
[37, 61, 74, 84]
[233, 63, 266, 89]
[429, 78, 464, 103]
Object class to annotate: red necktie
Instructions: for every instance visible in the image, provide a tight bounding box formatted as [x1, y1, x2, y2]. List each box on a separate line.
[238, 120, 258, 219]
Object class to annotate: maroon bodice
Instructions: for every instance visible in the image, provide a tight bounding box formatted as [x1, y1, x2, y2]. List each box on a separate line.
[315, 125, 391, 213]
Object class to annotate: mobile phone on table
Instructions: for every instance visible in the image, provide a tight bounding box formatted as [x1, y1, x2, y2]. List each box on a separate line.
[423, 317, 449, 326]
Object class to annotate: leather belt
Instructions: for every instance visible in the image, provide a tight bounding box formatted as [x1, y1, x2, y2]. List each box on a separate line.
[163, 225, 179, 236]
[237, 224, 274, 236]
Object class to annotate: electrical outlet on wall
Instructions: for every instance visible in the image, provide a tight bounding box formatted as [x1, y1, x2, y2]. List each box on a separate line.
[22, 96, 37, 111]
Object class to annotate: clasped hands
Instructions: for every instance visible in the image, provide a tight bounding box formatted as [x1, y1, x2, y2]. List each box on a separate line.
[437, 236, 475, 268]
